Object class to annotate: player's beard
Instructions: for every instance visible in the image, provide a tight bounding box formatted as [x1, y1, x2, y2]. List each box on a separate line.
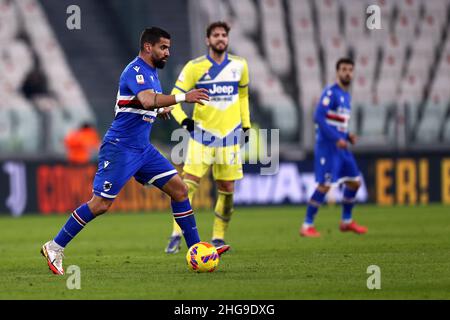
[211, 42, 228, 55]
[340, 76, 352, 86]
[154, 58, 166, 69]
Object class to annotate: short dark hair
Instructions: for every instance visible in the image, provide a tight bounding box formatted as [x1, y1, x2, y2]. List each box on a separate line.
[140, 27, 171, 50]
[336, 57, 354, 70]
[206, 21, 230, 37]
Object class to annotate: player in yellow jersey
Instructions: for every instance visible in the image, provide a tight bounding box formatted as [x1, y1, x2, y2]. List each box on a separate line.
[165, 21, 251, 253]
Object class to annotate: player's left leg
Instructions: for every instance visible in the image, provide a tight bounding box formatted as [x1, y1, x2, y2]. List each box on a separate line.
[338, 151, 368, 234]
[167, 138, 211, 253]
[161, 174, 201, 248]
[211, 180, 235, 247]
[42, 140, 138, 275]
[161, 175, 230, 256]
[210, 143, 243, 247]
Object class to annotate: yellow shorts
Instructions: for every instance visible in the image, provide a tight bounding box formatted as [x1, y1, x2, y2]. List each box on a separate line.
[183, 138, 243, 181]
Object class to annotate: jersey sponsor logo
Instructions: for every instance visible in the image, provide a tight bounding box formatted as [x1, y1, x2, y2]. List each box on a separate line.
[209, 83, 235, 95]
[133, 66, 140, 72]
[136, 74, 145, 84]
[150, 75, 154, 81]
[104, 161, 110, 168]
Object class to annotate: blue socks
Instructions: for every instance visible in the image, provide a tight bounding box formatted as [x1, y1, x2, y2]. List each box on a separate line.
[54, 203, 95, 247]
[342, 187, 358, 223]
[304, 189, 327, 225]
[171, 199, 200, 248]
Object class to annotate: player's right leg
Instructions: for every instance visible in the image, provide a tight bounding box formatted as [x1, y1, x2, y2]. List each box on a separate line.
[41, 141, 138, 275]
[300, 184, 330, 237]
[300, 144, 333, 237]
[41, 195, 113, 275]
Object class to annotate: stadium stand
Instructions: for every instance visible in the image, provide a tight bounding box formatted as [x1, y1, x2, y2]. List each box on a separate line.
[1, 0, 450, 156]
[188, 0, 450, 150]
[0, 0, 94, 155]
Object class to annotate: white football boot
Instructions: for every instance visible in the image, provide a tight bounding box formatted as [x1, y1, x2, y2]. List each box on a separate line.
[40, 240, 65, 275]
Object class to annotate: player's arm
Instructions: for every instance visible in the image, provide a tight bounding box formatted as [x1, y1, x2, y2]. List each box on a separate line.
[136, 89, 208, 112]
[314, 93, 347, 148]
[238, 59, 251, 144]
[125, 66, 208, 114]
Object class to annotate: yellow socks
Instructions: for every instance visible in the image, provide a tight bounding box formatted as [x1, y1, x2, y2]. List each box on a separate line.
[212, 190, 234, 240]
[172, 179, 198, 236]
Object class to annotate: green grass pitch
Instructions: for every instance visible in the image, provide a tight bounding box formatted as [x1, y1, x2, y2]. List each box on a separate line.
[0, 205, 449, 299]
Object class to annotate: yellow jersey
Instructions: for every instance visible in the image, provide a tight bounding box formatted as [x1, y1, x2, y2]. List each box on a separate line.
[171, 53, 250, 144]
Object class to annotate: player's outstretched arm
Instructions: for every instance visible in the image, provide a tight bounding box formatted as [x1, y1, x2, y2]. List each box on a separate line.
[137, 88, 209, 110]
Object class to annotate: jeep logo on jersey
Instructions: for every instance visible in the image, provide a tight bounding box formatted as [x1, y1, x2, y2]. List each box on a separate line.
[209, 84, 235, 95]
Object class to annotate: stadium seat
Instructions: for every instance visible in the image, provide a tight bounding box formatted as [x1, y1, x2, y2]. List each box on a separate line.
[352, 73, 375, 106]
[398, 72, 426, 106]
[260, 0, 291, 76]
[228, 0, 258, 36]
[372, 0, 396, 21]
[343, 0, 368, 43]
[352, 40, 378, 80]
[422, 0, 449, 27]
[3, 93, 41, 152]
[394, 12, 418, 46]
[1, 40, 34, 91]
[415, 102, 448, 143]
[316, 0, 340, 15]
[419, 12, 445, 47]
[359, 103, 391, 145]
[443, 115, 450, 142]
[375, 77, 399, 106]
[397, 0, 422, 20]
[322, 35, 349, 85]
[287, 0, 315, 41]
[0, 0, 19, 43]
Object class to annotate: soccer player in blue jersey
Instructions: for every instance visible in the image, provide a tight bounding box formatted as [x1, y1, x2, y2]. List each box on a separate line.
[40, 27, 229, 275]
[300, 58, 368, 238]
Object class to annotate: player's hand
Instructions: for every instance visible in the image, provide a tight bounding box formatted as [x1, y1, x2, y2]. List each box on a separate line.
[186, 88, 209, 105]
[348, 133, 357, 145]
[156, 106, 173, 120]
[181, 118, 195, 132]
[240, 127, 250, 146]
[336, 139, 348, 149]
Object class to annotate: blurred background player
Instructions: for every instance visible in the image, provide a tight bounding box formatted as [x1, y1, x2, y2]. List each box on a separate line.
[40, 27, 229, 275]
[64, 122, 101, 165]
[300, 58, 368, 238]
[166, 21, 251, 253]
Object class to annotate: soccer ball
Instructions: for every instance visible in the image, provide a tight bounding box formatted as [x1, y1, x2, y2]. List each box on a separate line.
[186, 242, 219, 273]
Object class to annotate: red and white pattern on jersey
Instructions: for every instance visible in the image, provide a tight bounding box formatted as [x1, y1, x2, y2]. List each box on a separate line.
[325, 108, 350, 132]
[114, 91, 157, 117]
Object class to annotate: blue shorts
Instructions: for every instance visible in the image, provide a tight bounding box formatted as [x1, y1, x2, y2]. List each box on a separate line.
[93, 141, 177, 200]
[314, 142, 360, 185]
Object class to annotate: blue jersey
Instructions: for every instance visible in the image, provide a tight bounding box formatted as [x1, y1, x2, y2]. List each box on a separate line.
[104, 57, 162, 150]
[313, 83, 360, 185]
[314, 83, 351, 145]
[93, 57, 177, 199]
